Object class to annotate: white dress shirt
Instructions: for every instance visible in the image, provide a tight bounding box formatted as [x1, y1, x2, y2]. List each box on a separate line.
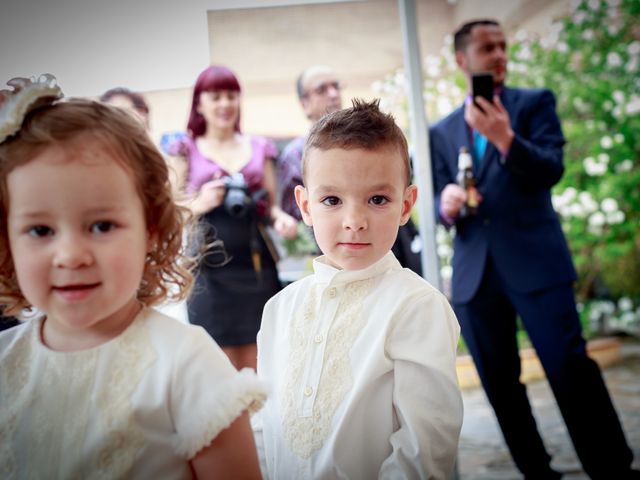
[254, 251, 463, 479]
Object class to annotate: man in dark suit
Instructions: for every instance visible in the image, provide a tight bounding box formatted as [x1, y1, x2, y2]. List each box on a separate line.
[430, 19, 638, 479]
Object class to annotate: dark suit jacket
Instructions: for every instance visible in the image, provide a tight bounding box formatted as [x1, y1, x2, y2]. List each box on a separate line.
[430, 86, 577, 304]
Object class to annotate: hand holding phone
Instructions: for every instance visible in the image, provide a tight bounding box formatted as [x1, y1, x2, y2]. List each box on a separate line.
[471, 73, 494, 111]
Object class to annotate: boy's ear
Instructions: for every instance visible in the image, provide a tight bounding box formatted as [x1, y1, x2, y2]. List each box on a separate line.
[399, 185, 418, 226]
[294, 185, 313, 226]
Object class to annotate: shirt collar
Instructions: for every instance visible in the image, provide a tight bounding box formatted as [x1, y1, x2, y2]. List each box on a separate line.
[312, 251, 401, 286]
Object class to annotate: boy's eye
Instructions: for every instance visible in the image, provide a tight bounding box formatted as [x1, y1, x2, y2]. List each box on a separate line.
[28, 225, 53, 238]
[321, 196, 341, 206]
[90, 221, 116, 234]
[370, 195, 389, 206]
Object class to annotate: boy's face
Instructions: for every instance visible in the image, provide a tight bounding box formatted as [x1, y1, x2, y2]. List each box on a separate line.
[295, 145, 416, 271]
[7, 139, 150, 346]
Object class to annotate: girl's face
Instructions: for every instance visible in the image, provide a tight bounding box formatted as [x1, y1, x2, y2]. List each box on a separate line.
[7, 139, 151, 350]
[197, 89, 240, 132]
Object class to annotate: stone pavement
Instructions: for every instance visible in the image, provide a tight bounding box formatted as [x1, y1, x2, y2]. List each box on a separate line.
[455, 338, 640, 479]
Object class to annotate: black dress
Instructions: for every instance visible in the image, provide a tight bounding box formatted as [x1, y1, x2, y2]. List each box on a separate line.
[176, 135, 282, 347]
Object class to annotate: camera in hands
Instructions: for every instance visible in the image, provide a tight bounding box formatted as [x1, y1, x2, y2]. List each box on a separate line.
[223, 173, 253, 217]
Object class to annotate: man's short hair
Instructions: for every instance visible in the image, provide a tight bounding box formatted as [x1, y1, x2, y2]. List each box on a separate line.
[296, 65, 335, 100]
[302, 98, 411, 185]
[453, 19, 500, 52]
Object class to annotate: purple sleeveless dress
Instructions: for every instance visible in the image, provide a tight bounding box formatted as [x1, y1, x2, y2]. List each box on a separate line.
[170, 135, 282, 346]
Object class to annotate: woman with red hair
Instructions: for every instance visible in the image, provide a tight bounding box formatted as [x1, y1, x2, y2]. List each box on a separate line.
[169, 65, 297, 370]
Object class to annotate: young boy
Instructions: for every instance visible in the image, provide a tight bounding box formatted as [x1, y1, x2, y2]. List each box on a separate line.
[253, 99, 463, 479]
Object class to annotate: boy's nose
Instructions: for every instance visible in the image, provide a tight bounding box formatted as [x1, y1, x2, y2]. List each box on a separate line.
[53, 236, 93, 269]
[342, 207, 368, 231]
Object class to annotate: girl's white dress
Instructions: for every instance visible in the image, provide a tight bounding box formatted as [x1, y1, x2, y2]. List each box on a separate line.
[0, 307, 266, 479]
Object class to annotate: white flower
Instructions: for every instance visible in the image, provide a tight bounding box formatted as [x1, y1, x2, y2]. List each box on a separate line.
[587, 0, 600, 10]
[516, 46, 532, 61]
[607, 23, 621, 35]
[440, 265, 453, 280]
[600, 197, 618, 213]
[612, 90, 625, 103]
[620, 311, 637, 326]
[573, 10, 588, 24]
[626, 95, 640, 115]
[588, 211, 606, 229]
[615, 159, 633, 172]
[603, 100, 613, 111]
[557, 42, 569, 53]
[600, 136, 613, 149]
[606, 210, 625, 224]
[612, 106, 623, 119]
[614, 133, 624, 143]
[597, 153, 610, 163]
[584, 156, 606, 176]
[569, 203, 587, 218]
[579, 191, 598, 213]
[607, 52, 622, 67]
[437, 243, 452, 259]
[582, 29, 595, 40]
[515, 29, 528, 42]
[628, 41, 640, 56]
[626, 56, 639, 73]
[607, 0, 621, 6]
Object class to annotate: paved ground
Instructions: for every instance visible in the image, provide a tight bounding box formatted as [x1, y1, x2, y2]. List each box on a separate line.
[456, 338, 640, 479]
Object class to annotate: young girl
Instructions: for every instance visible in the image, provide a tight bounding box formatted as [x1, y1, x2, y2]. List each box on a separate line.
[0, 75, 265, 479]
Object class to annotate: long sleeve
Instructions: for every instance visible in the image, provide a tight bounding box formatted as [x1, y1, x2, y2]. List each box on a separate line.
[500, 89, 566, 190]
[380, 289, 463, 479]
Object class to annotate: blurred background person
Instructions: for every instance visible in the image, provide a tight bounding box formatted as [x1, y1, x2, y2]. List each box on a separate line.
[100, 86, 150, 129]
[168, 65, 297, 370]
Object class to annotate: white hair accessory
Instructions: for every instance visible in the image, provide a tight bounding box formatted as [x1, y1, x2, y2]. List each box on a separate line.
[0, 74, 63, 144]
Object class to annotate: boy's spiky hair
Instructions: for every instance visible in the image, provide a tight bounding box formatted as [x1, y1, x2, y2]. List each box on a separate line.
[302, 98, 411, 185]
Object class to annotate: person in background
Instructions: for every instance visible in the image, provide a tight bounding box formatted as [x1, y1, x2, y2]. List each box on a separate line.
[254, 99, 462, 478]
[99, 86, 150, 129]
[430, 19, 639, 479]
[279, 65, 422, 274]
[0, 75, 264, 478]
[168, 65, 297, 371]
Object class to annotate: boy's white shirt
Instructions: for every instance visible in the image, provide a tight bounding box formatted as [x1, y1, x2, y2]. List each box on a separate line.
[253, 251, 463, 480]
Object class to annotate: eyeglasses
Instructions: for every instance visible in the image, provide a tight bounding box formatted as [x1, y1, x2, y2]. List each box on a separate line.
[305, 81, 343, 97]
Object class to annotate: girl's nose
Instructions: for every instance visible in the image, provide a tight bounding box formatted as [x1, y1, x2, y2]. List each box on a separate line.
[53, 235, 93, 269]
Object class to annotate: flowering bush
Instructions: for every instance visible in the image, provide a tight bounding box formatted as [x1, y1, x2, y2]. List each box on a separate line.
[373, 0, 640, 336]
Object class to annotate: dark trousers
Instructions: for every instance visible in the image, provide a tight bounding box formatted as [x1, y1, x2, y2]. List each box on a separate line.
[454, 255, 633, 479]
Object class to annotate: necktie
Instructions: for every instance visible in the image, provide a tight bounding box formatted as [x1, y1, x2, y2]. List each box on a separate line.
[473, 130, 487, 168]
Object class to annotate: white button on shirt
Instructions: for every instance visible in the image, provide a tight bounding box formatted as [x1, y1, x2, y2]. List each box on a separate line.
[254, 252, 463, 480]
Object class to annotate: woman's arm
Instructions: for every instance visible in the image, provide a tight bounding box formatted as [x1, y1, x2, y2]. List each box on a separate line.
[166, 154, 225, 216]
[263, 158, 298, 239]
[190, 411, 262, 479]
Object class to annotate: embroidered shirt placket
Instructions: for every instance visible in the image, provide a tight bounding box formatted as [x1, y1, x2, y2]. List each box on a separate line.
[297, 282, 341, 417]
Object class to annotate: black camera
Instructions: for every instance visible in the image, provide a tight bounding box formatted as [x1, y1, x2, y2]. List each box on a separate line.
[222, 173, 253, 217]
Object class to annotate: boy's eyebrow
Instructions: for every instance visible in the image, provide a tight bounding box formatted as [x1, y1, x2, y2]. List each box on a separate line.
[312, 183, 397, 194]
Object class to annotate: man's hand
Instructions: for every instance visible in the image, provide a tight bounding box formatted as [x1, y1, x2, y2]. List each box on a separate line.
[441, 183, 483, 220]
[441, 184, 467, 219]
[465, 95, 514, 154]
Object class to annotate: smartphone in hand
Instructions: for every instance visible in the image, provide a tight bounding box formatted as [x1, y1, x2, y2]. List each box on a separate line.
[471, 73, 494, 111]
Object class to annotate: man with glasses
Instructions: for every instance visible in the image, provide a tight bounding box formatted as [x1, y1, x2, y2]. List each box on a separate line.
[277, 65, 343, 221]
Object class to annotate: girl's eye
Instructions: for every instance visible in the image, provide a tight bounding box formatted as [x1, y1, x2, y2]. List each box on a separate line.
[28, 225, 53, 238]
[321, 196, 340, 206]
[370, 195, 389, 206]
[90, 221, 116, 234]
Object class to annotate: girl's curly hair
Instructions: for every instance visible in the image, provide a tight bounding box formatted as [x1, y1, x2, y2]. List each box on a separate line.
[0, 98, 195, 315]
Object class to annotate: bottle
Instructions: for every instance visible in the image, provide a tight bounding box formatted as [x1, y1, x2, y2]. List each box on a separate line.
[457, 146, 479, 217]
